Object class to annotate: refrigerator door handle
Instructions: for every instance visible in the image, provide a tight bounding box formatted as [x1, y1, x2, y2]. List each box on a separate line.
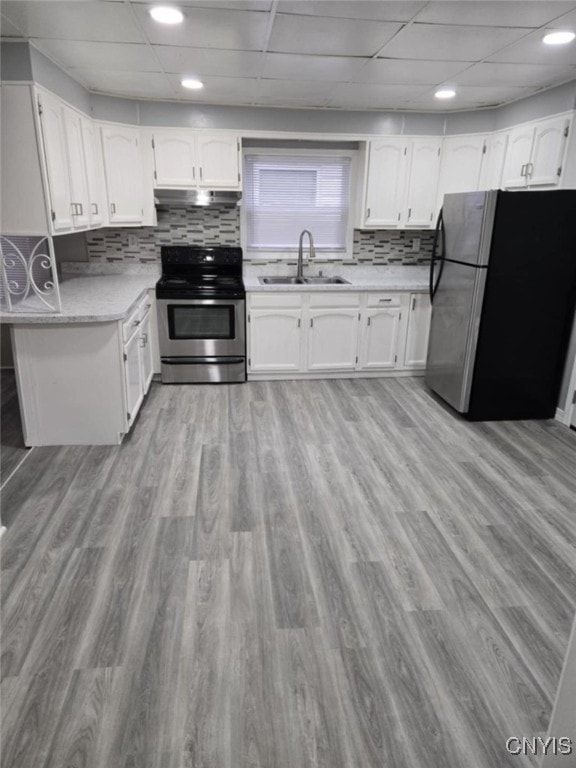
[429, 208, 445, 304]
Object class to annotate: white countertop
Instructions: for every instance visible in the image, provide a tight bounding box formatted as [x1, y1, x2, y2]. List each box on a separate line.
[0, 273, 157, 324]
[243, 265, 429, 292]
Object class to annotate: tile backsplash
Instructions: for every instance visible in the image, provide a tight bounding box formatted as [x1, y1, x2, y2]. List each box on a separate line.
[86, 205, 434, 265]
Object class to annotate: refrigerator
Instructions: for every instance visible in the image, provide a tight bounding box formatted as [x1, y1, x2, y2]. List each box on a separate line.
[425, 189, 576, 421]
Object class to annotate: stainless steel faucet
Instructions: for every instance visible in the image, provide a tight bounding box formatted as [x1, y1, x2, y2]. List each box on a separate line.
[297, 230, 315, 279]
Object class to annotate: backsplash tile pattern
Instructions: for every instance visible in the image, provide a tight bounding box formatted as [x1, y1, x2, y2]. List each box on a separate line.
[86, 205, 434, 265]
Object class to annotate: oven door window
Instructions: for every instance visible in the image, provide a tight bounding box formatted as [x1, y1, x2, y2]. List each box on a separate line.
[168, 304, 235, 340]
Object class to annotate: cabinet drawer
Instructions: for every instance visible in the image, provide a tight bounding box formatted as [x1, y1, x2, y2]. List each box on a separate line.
[366, 293, 402, 308]
[308, 292, 360, 308]
[122, 307, 142, 342]
[249, 292, 303, 309]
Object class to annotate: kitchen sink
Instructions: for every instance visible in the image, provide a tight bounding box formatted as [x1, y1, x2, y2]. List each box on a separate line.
[259, 276, 350, 285]
[259, 276, 306, 284]
[302, 276, 350, 284]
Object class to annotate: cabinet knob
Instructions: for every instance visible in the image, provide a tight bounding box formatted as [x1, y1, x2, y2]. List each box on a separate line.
[366, 207, 371, 218]
[111, 203, 116, 214]
[91, 203, 99, 215]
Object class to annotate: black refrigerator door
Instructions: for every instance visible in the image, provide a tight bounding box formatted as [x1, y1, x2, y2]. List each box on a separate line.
[467, 190, 576, 420]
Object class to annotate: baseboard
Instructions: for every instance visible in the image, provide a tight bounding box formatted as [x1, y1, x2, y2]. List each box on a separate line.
[248, 370, 425, 382]
[555, 406, 570, 426]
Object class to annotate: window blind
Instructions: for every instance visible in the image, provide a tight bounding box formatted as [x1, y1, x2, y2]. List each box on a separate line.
[244, 154, 351, 252]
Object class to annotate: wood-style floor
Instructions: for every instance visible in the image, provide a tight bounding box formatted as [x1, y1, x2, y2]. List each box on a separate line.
[0, 370, 29, 485]
[2, 378, 576, 768]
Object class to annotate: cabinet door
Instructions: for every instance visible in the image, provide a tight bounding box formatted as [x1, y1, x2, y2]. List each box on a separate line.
[196, 135, 241, 189]
[479, 132, 508, 190]
[359, 308, 401, 370]
[405, 138, 442, 227]
[436, 135, 485, 211]
[363, 138, 407, 227]
[37, 92, 73, 232]
[153, 131, 197, 187]
[101, 126, 143, 224]
[81, 118, 106, 227]
[307, 309, 360, 371]
[124, 330, 144, 424]
[139, 311, 154, 394]
[501, 126, 534, 188]
[528, 117, 570, 187]
[62, 107, 90, 229]
[249, 310, 302, 371]
[403, 293, 431, 369]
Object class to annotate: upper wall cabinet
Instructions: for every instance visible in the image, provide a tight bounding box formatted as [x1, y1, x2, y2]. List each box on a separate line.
[436, 135, 486, 212]
[81, 118, 106, 228]
[479, 132, 508, 190]
[362, 138, 407, 227]
[152, 131, 241, 190]
[37, 91, 75, 233]
[501, 116, 570, 189]
[404, 138, 442, 228]
[101, 126, 144, 225]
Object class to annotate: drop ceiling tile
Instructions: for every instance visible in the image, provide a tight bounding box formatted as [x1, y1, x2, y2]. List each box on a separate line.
[134, 5, 269, 50]
[155, 46, 263, 78]
[268, 14, 402, 57]
[277, 1, 426, 22]
[379, 23, 530, 61]
[415, 1, 576, 28]
[0, 14, 24, 37]
[487, 28, 576, 64]
[256, 78, 335, 105]
[356, 58, 473, 85]
[451, 61, 576, 87]
[34, 40, 161, 73]
[0, 1, 145, 43]
[261, 52, 365, 82]
[407, 84, 533, 109]
[327, 82, 431, 109]
[76, 69, 175, 98]
[166, 73, 259, 102]
[547, 8, 576, 27]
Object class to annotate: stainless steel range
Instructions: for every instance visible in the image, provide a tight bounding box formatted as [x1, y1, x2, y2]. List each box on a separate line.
[156, 245, 246, 384]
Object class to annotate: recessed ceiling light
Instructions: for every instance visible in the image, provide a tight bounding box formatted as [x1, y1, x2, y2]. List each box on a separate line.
[149, 6, 184, 24]
[181, 78, 204, 90]
[542, 30, 575, 45]
[435, 88, 456, 100]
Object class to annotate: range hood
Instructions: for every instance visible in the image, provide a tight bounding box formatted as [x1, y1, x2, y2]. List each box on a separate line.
[154, 189, 242, 207]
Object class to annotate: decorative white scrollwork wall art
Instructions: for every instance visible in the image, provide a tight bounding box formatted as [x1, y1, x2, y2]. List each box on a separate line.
[0, 235, 62, 313]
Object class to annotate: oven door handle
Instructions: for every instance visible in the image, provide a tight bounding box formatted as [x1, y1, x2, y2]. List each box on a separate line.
[161, 356, 246, 365]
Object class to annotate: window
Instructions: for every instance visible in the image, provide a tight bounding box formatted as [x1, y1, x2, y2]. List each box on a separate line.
[243, 151, 353, 257]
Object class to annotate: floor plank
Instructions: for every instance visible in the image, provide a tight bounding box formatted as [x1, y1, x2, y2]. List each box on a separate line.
[2, 377, 576, 768]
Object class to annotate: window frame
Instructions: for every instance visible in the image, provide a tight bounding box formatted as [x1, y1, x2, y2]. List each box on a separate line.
[241, 147, 357, 261]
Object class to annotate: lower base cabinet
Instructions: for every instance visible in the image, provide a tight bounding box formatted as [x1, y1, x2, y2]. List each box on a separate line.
[247, 290, 431, 378]
[11, 293, 155, 446]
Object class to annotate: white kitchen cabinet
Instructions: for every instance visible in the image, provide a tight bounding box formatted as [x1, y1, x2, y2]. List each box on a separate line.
[81, 117, 106, 227]
[529, 117, 570, 186]
[151, 131, 241, 190]
[123, 327, 144, 425]
[62, 106, 90, 229]
[197, 135, 241, 189]
[436, 135, 486, 211]
[248, 309, 303, 372]
[101, 125, 144, 224]
[307, 309, 360, 370]
[403, 293, 431, 369]
[502, 116, 570, 189]
[479, 132, 508, 190]
[139, 303, 154, 392]
[359, 307, 401, 370]
[37, 91, 74, 233]
[405, 138, 442, 227]
[153, 131, 197, 187]
[362, 138, 407, 227]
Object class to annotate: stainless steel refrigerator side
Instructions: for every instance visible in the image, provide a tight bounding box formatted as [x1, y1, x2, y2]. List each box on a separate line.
[424, 190, 498, 413]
